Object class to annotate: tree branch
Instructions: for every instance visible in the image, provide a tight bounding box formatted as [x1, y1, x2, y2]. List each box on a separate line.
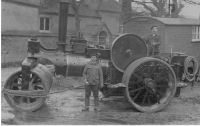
[151, 0, 160, 9]
[183, 0, 200, 5]
[71, 0, 78, 11]
[136, 1, 157, 16]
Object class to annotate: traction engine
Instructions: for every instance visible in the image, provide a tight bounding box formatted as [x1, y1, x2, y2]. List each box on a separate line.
[2, 1, 199, 113]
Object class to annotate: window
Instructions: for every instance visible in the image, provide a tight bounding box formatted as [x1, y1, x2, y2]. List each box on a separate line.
[98, 31, 107, 46]
[192, 26, 200, 42]
[40, 17, 50, 32]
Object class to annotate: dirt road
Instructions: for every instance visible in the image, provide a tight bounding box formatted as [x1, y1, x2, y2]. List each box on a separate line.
[1, 67, 200, 125]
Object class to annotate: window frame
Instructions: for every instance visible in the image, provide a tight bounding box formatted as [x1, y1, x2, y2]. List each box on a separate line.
[98, 31, 108, 46]
[39, 16, 50, 33]
[192, 25, 200, 43]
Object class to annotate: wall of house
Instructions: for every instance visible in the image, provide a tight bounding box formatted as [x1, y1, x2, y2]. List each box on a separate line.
[44, 14, 101, 34]
[2, 1, 39, 32]
[37, 14, 101, 49]
[164, 26, 200, 62]
[1, 1, 40, 64]
[84, 0, 101, 10]
[123, 18, 166, 52]
[80, 17, 101, 31]
[1, 36, 28, 63]
[99, 12, 120, 36]
[44, 15, 74, 34]
[22, 0, 40, 5]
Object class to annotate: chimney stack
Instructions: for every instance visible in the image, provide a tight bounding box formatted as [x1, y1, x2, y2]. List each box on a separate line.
[58, 0, 70, 52]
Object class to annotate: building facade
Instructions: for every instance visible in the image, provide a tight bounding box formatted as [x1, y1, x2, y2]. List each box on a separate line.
[1, 0, 121, 63]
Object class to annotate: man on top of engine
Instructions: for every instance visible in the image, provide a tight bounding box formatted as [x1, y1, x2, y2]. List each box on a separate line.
[145, 26, 161, 56]
[82, 53, 103, 112]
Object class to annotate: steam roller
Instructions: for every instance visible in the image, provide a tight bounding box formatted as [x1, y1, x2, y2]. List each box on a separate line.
[2, 0, 198, 113]
[111, 34, 177, 113]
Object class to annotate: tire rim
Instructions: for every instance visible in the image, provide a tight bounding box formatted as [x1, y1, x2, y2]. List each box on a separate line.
[4, 71, 46, 111]
[124, 58, 176, 112]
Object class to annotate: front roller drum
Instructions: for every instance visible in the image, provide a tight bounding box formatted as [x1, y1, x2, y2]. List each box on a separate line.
[122, 57, 177, 113]
[3, 64, 53, 112]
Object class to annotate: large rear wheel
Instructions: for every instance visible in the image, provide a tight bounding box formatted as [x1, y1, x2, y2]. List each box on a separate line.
[122, 57, 177, 113]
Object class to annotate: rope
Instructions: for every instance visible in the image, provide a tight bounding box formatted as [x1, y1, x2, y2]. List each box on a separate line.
[183, 56, 199, 82]
[3, 88, 48, 97]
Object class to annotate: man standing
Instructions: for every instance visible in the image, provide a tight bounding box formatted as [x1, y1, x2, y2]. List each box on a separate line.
[82, 53, 103, 112]
[146, 26, 161, 56]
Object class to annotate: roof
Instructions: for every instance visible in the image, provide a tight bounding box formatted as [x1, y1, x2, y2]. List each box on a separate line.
[40, 2, 100, 18]
[125, 16, 200, 26]
[2, 0, 40, 7]
[97, 0, 121, 13]
[81, 23, 112, 35]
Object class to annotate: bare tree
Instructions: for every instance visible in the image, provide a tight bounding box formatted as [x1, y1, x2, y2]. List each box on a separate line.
[120, 0, 132, 23]
[120, 0, 146, 24]
[183, 0, 200, 5]
[171, 0, 184, 17]
[132, 0, 184, 17]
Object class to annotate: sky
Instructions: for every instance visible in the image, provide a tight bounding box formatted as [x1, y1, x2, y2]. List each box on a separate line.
[180, 2, 200, 19]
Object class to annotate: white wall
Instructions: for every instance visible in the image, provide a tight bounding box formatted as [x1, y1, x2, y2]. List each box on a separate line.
[48, 14, 101, 34]
[2, 1, 39, 32]
[99, 12, 120, 36]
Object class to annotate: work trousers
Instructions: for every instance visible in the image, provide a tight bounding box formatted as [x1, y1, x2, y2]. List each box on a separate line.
[85, 85, 99, 109]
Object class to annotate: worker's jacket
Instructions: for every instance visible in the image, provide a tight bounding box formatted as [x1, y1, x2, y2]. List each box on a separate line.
[82, 61, 103, 87]
[146, 34, 161, 54]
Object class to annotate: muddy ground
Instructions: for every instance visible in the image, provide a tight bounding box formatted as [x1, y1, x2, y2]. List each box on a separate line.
[1, 67, 200, 125]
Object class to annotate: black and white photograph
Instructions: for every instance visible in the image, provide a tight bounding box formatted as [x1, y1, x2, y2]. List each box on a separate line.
[1, 0, 200, 125]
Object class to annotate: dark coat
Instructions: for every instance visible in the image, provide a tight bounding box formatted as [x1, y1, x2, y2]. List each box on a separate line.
[145, 34, 161, 55]
[82, 61, 103, 87]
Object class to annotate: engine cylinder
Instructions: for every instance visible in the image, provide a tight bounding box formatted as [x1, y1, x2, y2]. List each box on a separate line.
[66, 55, 110, 77]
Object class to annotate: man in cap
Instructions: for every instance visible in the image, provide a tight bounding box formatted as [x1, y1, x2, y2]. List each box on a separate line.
[145, 26, 161, 56]
[82, 53, 103, 112]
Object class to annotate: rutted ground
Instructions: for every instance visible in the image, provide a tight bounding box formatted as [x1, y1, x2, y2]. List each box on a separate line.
[1, 67, 200, 125]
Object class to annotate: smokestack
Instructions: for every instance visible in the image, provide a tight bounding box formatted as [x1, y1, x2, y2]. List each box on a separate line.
[58, 0, 70, 52]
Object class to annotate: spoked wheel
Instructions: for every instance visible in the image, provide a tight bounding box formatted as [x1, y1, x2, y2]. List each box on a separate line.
[122, 57, 176, 113]
[3, 64, 52, 112]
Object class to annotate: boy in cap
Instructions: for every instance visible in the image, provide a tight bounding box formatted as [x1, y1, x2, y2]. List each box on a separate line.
[82, 53, 103, 111]
[146, 26, 161, 56]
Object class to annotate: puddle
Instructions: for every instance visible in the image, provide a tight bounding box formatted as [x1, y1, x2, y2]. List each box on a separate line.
[1, 112, 17, 125]
[100, 118, 128, 124]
